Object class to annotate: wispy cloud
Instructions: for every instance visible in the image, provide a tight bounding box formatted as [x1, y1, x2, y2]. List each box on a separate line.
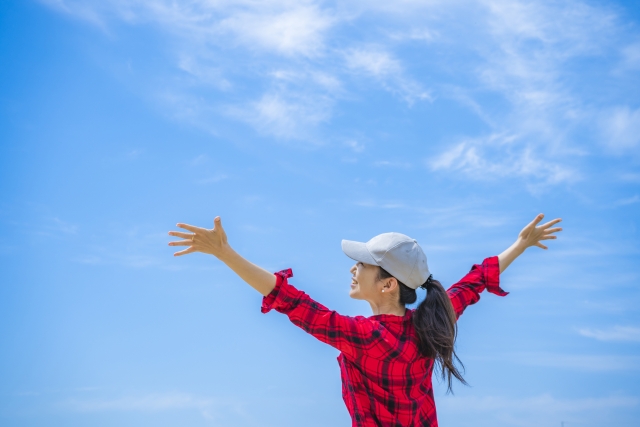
[344, 46, 432, 103]
[62, 393, 218, 412]
[58, 392, 252, 422]
[39, 0, 640, 181]
[217, 4, 335, 58]
[355, 201, 407, 210]
[230, 92, 333, 141]
[438, 393, 640, 427]
[196, 174, 229, 185]
[372, 160, 411, 168]
[429, 133, 579, 186]
[426, 0, 624, 186]
[599, 106, 640, 153]
[504, 352, 640, 371]
[25, 216, 79, 237]
[439, 393, 640, 413]
[177, 56, 231, 90]
[386, 27, 439, 42]
[616, 40, 640, 72]
[38, 0, 107, 28]
[579, 326, 640, 342]
[614, 195, 640, 207]
[48, 217, 79, 234]
[344, 139, 365, 153]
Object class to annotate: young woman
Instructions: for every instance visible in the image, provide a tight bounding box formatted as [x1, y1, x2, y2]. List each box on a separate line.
[168, 213, 562, 427]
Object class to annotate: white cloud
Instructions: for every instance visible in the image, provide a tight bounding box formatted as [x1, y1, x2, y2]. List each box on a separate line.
[620, 173, 640, 183]
[599, 106, 640, 152]
[39, 0, 639, 178]
[344, 47, 432, 103]
[579, 326, 640, 342]
[372, 160, 411, 168]
[438, 393, 639, 427]
[38, 0, 107, 28]
[354, 200, 408, 210]
[73, 255, 102, 265]
[387, 27, 439, 42]
[218, 4, 334, 57]
[196, 173, 229, 184]
[344, 139, 365, 153]
[439, 393, 639, 413]
[506, 352, 640, 371]
[414, 0, 626, 186]
[58, 392, 253, 422]
[352, 200, 510, 229]
[63, 393, 215, 412]
[345, 48, 402, 77]
[614, 195, 640, 207]
[618, 41, 640, 71]
[40, 0, 341, 141]
[231, 92, 332, 140]
[429, 133, 579, 185]
[177, 56, 231, 90]
[49, 217, 79, 234]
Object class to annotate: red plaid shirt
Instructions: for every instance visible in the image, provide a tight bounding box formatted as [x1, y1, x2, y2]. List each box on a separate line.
[261, 256, 506, 427]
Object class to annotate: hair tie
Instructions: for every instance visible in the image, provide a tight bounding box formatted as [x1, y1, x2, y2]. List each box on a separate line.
[420, 274, 434, 290]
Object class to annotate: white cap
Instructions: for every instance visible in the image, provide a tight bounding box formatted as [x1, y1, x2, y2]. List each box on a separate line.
[341, 232, 430, 290]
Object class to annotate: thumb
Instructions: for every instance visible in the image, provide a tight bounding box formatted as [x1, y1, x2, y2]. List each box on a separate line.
[214, 216, 223, 230]
[525, 213, 544, 230]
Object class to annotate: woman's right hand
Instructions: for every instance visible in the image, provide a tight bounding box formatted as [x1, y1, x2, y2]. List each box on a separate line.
[168, 216, 230, 258]
[169, 216, 277, 296]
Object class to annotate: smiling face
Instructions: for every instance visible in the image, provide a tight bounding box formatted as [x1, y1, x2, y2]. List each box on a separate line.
[349, 261, 385, 301]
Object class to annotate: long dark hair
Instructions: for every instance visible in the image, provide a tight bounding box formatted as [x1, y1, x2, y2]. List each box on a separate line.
[378, 267, 467, 393]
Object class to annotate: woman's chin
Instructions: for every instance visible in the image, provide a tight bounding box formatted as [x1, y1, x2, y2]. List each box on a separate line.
[349, 287, 361, 299]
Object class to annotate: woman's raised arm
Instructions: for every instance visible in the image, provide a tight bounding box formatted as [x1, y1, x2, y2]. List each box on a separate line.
[498, 213, 562, 274]
[168, 216, 277, 296]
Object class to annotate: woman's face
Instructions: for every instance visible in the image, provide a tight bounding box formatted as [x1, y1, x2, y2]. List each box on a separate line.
[349, 261, 383, 301]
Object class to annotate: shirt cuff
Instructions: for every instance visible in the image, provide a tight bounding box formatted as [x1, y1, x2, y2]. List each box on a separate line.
[485, 256, 508, 296]
[261, 268, 294, 313]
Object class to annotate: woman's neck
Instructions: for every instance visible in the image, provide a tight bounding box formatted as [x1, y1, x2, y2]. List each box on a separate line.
[369, 301, 406, 316]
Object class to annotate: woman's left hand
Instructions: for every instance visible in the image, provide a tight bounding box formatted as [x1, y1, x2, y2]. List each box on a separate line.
[498, 213, 563, 273]
[516, 213, 562, 250]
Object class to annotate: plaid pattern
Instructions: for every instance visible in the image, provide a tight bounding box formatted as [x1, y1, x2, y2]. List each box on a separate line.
[261, 256, 506, 427]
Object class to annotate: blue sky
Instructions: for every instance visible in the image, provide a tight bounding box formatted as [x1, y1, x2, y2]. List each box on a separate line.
[1, 0, 639, 426]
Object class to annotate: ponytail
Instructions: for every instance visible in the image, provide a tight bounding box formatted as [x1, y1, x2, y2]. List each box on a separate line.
[378, 268, 467, 393]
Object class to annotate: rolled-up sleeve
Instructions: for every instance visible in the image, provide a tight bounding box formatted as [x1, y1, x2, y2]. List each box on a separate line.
[261, 269, 397, 359]
[447, 256, 508, 319]
[261, 269, 295, 314]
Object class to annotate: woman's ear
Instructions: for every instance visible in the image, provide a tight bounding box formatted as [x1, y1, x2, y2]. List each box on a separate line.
[384, 277, 399, 292]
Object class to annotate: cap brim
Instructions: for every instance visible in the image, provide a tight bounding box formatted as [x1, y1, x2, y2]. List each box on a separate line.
[341, 239, 378, 265]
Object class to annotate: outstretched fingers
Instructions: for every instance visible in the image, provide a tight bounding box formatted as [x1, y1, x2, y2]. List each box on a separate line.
[544, 227, 562, 234]
[169, 216, 227, 258]
[174, 247, 196, 257]
[168, 231, 193, 239]
[168, 228, 198, 256]
[168, 240, 192, 246]
[177, 223, 205, 233]
[524, 213, 545, 231]
[540, 218, 562, 230]
[535, 221, 562, 247]
[539, 235, 557, 240]
[213, 216, 226, 235]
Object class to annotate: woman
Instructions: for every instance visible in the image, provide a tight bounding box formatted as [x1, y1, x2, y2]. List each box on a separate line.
[168, 213, 562, 427]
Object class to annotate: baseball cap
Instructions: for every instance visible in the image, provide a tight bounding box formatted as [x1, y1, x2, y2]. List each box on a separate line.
[341, 232, 430, 290]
